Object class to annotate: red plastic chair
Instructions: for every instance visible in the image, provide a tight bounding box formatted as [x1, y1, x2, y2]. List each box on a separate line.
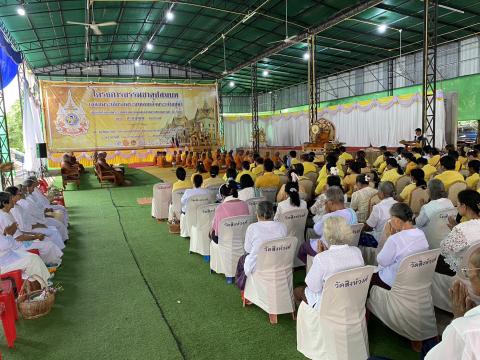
[38, 178, 49, 194]
[0, 270, 23, 307]
[0, 281, 17, 348]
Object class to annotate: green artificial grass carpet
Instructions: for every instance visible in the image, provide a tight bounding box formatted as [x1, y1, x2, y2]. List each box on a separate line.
[0, 169, 418, 359]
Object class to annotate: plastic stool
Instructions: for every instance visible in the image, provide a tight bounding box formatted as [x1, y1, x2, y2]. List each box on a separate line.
[0, 270, 23, 306]
[0, 281, 17, 347]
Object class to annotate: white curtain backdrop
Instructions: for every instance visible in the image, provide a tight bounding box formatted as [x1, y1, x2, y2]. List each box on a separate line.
[224, 92, 446, 149]
[22, 79, 44, 172]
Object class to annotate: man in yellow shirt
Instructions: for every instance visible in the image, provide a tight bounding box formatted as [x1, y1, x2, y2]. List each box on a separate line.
[417, 157, 437, 180]
[255, 159, 280, 189]
[251, 157, 265, 176]
[338, 146, 354, 165]
[172, 167, 192, 192]
[289, 150, 300, 167]
[466, 160, 480, 189]
[236, 161, 256, 182]
[202, 165, 224, 188]
[428, 148, 441, 168]
[373, 146, 387, 168]
[301, 153, 318, 174]
[434, 155, 465, 191]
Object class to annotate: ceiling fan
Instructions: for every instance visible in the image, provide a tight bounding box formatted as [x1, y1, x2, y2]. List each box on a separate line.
[268, 0, 296, 44]
[67, 21, 117, 35]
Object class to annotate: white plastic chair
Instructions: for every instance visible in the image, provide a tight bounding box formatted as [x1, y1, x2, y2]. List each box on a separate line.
[260, 187, 278, 204]
[243, 237, 298, 324]
[171, 189, 186, 221]
[367, 249, 440, 341]
[448, 181, 467, 206]
[420, 208, 457, 249]
[179, 194, 210, 238]
[151, 182, 172, 220]
[206, 185, 221, 203]
[210, 215, 252, 282]
[349, 223, 364, 246]
[189, 203, 218, 258]
[297, 266, 374, 360]
[245, 196, 266, 220]
[277, 208, 308, 267]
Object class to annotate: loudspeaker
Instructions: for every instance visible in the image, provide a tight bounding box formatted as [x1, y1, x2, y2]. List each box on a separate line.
[36, 143, 48, 159]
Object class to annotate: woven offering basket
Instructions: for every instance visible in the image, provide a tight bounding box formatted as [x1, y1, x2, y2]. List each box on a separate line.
[17, 280, 55, 320]
[168, 222, 180, 234]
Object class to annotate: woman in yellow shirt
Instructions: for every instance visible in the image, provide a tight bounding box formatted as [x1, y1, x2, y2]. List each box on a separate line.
[404, 153, 418, 175]
[315, 154, 344, 195]
[373, 146, 387, 168]
[466, 160, 480, 190]
[399, 168, 426, 203]
[343, 162, 362, 198]
[381, 158, 404, 184]
[417, 157, 437, 180]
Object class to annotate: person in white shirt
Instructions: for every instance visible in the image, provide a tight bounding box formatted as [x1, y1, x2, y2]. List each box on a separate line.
[0, 192, 63, 265]
[28, 176, 69, 227]
[180, 174, 210, 214]
[440, 190, 480, 274]
[365, 181, 397, 243]
[274, 181, 307, 221]
[0, 231, 51, 286]
[179, 174, 210, 238]
[369, 202, 429, 292]
[298, 186, 357, 264]
[425, 247, 480, 359]
[294, 216, 364, 308]
[415, 179, 455, 229]
[22, 179, 68, 242]
[235, 201, 287, 292]
[350, 173, 378, 223]
[309, 175, 345, 222]
[237, 174, 258, 202]
[6, 186, 65, 251]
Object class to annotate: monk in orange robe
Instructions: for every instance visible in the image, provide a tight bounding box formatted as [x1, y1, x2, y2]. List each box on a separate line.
[185, 152, 193, 168]
[191, 152, 198, 169]
[234, 150, 244, 170]
[156, 152, 166, 167]
[153, 151, 161, 166]
[204, 154, 212, 172]
[175, 151, 182, 165]
[182, 151, 189, 166]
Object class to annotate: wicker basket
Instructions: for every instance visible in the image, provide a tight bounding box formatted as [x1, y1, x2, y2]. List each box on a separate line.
[17, 281, 55, 320]
[168, 222, 180, 234]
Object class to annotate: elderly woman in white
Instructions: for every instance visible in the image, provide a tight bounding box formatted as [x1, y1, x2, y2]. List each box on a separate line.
[369, 202, 429, 291]
[28, 176, 69, 227]
[415, 179, 455, 229]
[293, 216, 364, 308]
[0, 191, 63, 265]
[235, 201, 287, 293]
[22, 179, 69, 242]
[365, 181, 398, 243]
[0, 230, 52, 287]
[440, 190, 480, 274]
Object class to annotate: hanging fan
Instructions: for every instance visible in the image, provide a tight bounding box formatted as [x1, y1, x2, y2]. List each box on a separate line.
[268, 0, 295, 44]
[67, 21, 117, 35]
